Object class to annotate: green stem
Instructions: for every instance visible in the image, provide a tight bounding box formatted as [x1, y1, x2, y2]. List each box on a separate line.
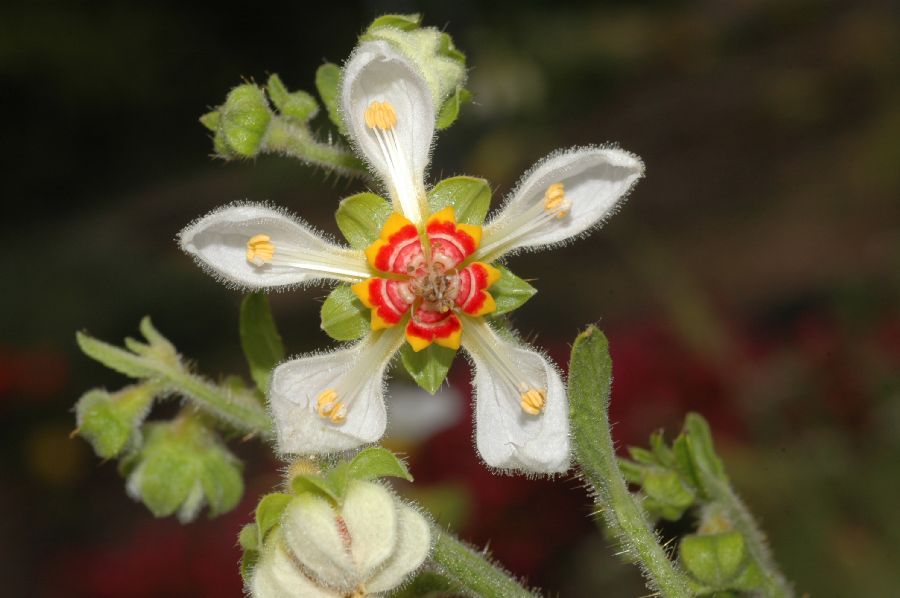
[569, 326, 693, 598]
[430, 526, 538, 598]
[264, 118, 369, 178]
[705, 478, 793, 598]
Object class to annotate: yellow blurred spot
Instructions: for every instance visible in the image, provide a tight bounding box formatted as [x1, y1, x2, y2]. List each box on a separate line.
[316, 389, 347, 424]
[247, 234, 275, 265]
[543, 182, 570, 218]
[364, 101, 398, 130]
[520, 388, 546, 415]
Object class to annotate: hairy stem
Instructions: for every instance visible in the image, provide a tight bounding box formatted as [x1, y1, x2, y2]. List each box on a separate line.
[569, 326, 693, 598]
[264, 118, 369, 178]
[430, 526, 538, 598]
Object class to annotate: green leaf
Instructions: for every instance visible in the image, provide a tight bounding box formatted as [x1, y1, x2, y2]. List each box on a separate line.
[238, 523, 259, 551]
[650, 430, 675, 468]
[367, 13, 421, 32]
[628, 446, 657, 465]
[683, 413, 727, 486]
[641, 469, 696, 521]
[400, 343, 456, 394]
[489, 266, 537, 315]
[77, 331, 157, 379]
[315, 62, 344, 131]
[321, 285, 370, 341]
[427, 176, 491, 225]
[255, 492, 294, 543]
[618, 458, 646, 484]
[680, 531, 748, 588]
[335, 192, 393, 249]
[437, 87, 471, 129]
[291, 474, 340, 504]
[328, 447, 413, 498]
[240, 293, 285, 393]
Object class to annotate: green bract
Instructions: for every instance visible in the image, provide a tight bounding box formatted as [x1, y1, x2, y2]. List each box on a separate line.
[266, 74, 318, 123]
[119, 416, 244, 521]
[321, 285, 369, 341]
[335, 192, 393, 249]
[427, 176, 491, 225]
[400, 344, 457, 394]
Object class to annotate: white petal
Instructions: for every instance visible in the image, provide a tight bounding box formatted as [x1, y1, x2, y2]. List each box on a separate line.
[251, 535, 339, 598]
[462, 321, 571, 474]
[280, 494, 359, 592]
[365, 503, 431, 593]
[477, 147, 644, 261]
[341, 481, 397, 579]
[341, 41, 434, 222]
[268, 328, 404, 455]
[178, 202, 370, 290]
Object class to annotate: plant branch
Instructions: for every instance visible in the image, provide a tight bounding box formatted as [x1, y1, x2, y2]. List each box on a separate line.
[264, 118, 370, 179]
[429, 525, 539, 598]
[569, 326, 693, 598]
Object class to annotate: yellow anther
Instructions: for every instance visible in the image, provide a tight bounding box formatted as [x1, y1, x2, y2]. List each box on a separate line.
[520, 388, 546, 415]
[246, 234, 275, 265]
[543, 182, 571, 219]
[316, 389, 347, 424]
[364, 101, 398, 130]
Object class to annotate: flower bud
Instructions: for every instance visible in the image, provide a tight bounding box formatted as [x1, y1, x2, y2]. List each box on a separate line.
[679, 530, 748, 588]
[74, 383, 156, 458]
[250, 480, 430, 597]
[266, 74, 319, 123]
[120, 416, 243, 522]
[211, 84, 273, 159]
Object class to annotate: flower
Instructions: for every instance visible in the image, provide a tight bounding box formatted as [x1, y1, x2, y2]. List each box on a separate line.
[179, 40, 643, 474]
[250, 481, 430, 598]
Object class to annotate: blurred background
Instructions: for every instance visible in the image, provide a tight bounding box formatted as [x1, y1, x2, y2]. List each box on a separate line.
[2, 0, 899, 596]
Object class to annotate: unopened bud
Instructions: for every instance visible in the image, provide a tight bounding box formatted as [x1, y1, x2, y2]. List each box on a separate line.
[74, 383, 156, 458]
[209, 84, 273, 159]
[266, 74, 319, 123]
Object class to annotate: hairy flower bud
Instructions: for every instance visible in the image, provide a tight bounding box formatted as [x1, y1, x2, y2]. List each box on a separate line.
[251, 480, 430, 597]
[209, 84, 273, 159]
[74, 383, 156, 458]
[120, 416, 243, 522]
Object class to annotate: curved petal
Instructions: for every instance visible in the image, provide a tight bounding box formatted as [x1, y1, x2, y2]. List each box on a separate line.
[268, 328, 404, 455]
[251, 534, 339, 598]
[281, 495, 359, 592]
[477, 147, 644, 261]
[365, 503, 431, 593]
[341, 481, 397, 579]
[462, 319, 570, 474]
[341, 41, 434, 223]
[179, 202, 370, 290]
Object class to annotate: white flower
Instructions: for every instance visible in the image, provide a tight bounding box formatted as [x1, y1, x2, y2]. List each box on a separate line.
[178, 40, 644, 474]
[251, 481, 430, 598]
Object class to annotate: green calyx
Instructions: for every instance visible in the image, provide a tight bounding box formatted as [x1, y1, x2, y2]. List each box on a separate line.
[203, 84, 273, 159]
[119, 414, 244, 522]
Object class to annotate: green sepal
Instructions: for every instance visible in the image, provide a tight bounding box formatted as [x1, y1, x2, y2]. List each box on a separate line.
[315, 63, 344, 132]
[641, 468, 696, 521]
[335, 192, 392, 249]
[489, 266, 537, 316]
[199, 111, 219, 131]
[239, 523, 259, 551]
[618, 457, 645, 484]
[240, 293, 285, 393]
[680, 531, 749, 589]
[650, 429, 676, 468]
[291, 473, 341, 504]
[437, 87, 471, 129]
[321, 285, 370, 342]
[266, 74, 319, 123]
[329, 447, 413, 497]
[255, 492, 294, 544]
[400, 343, 456, 394]
[682, 412, 727, 487]
[628, 446, 657, 465]
[427, 176, 490, 225]
[119, 417, 244, 521]
[366, 13, 422, 32]
[75, 383, 157, 459]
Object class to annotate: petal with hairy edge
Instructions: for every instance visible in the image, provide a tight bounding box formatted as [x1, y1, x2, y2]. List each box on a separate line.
[477, 147, 644, 261]
[341, 41, 434, 223]
[462, 319, 571, 474]
[268, 328, 404, 455]
[251, 534, 339, 598]
[366, 503, 431, 593]
[179, 203, 370, 289]
[281, 495, 359, 592]
[341, 481, 397, 579]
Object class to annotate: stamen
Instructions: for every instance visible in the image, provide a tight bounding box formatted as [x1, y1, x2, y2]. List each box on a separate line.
[543, 182, 571, 219]
[364, 101, 398, 130]
[246, 234, 275, 265]
[520, 388, 546, 415]
[462, 318, 547, 417]
[316, 389, 347, 424]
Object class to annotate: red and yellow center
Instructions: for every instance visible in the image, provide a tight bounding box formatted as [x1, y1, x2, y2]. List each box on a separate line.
[352, 207, 501, 352]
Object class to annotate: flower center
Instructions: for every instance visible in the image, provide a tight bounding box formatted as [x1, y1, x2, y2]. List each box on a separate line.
[408, 261, 460, 313]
